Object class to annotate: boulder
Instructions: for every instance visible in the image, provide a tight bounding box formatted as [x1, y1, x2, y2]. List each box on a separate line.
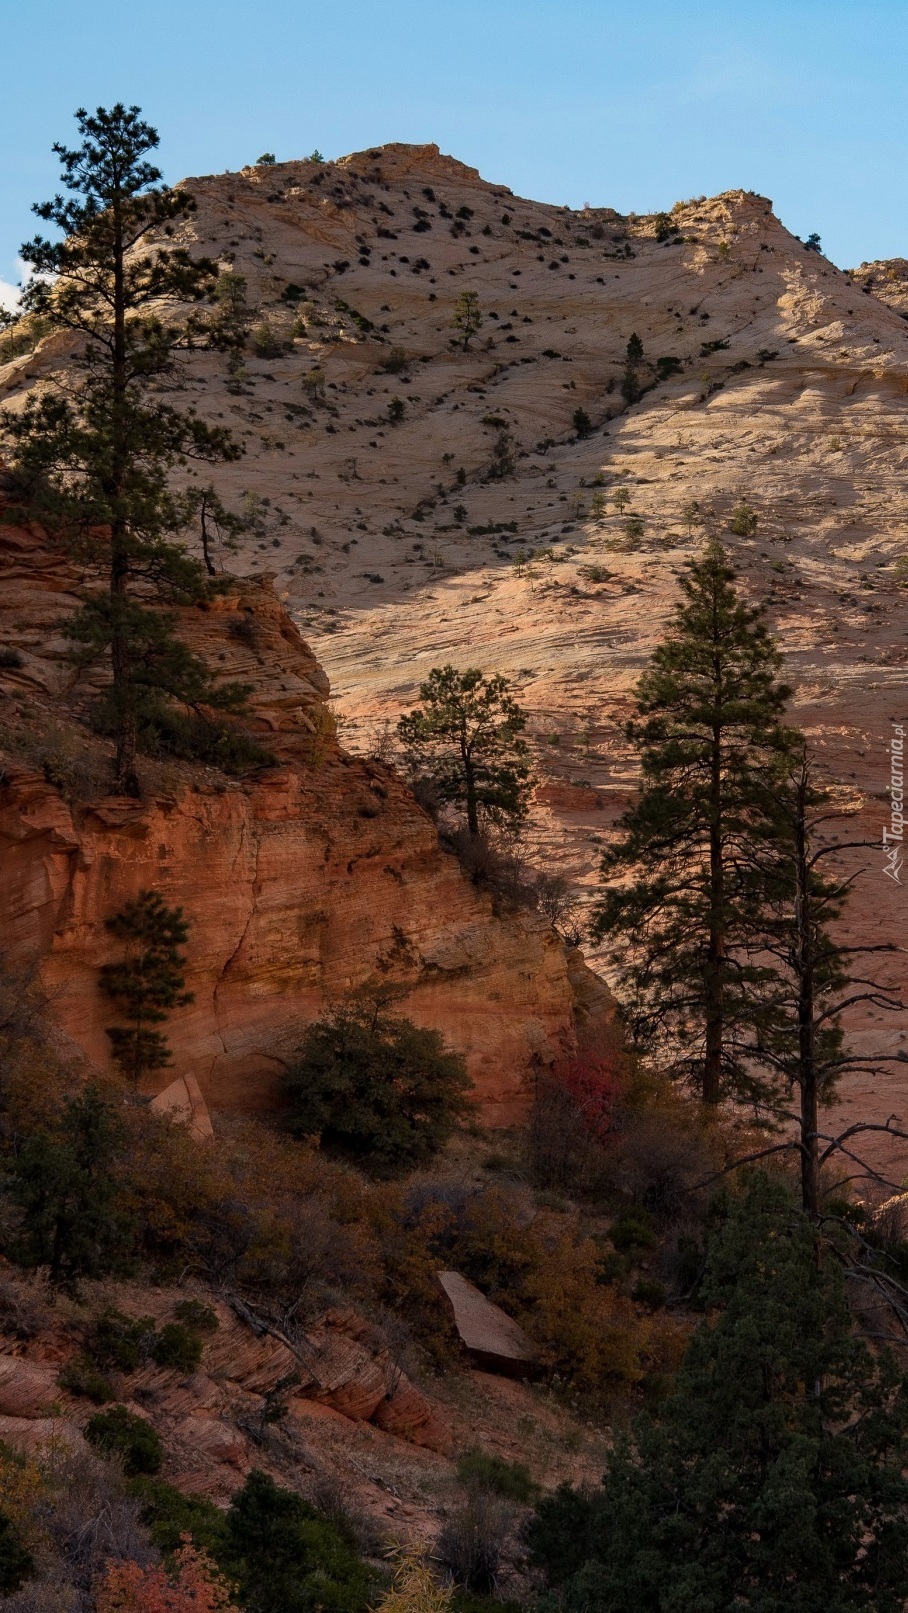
[437, 1271, 540, 1377]
[150, 1074, 214, 1141]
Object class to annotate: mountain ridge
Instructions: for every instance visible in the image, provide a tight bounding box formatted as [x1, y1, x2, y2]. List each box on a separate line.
[1, 140, 906, 1152]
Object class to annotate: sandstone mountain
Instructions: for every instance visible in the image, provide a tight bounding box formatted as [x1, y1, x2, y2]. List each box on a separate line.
[1, 141, 906, 1144]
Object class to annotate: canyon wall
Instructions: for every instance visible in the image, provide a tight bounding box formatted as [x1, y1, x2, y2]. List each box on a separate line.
[0, 518, 606, 1121]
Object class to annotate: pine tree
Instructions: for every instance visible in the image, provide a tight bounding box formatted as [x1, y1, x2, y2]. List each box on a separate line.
[452, 290, 483, 350]
[100, 889, 193, 1085]
[526, 1175, 908, 1613]
[591, 540, 795, 1103]
[621, 331, 645, 402]
[398, 665, 531, 839]
[10, 1086, 132, 1283]
[283, 1000, 472, 1174]
[180, 483, 251, 576]
[0, 105, 248, 795]
[755, 750, 904, 1215]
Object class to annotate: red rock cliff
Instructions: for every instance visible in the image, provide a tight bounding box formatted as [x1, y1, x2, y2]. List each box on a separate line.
[0, 516, 611, 1122]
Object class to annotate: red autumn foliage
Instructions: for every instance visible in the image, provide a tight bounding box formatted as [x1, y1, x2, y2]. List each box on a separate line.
[550, 1053, 620, 1142]
[97, 1537, 239, 1613]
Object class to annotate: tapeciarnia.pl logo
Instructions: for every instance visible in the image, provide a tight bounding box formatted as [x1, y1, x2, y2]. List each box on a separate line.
[883, 722, 904, 885]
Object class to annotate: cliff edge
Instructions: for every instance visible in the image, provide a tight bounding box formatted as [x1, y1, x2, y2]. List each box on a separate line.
[0, 512, 608, 1121]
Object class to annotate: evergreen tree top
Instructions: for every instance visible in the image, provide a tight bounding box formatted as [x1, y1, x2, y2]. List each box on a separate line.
[21, 104, 218, 345]
[635, 538, 792, 737]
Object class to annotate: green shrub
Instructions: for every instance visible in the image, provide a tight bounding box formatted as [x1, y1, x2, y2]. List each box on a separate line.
[728, 500, 758, 536]
[134, 709, 275, 773]
[251, 321, 284, 358]
[0, 649, 24, 669]
[457, 1448, 539, 1504]
[378, 346, 408, 374]
[388, 396, 405, 424]
[0, 1510, 33, 1594]
[571, 407, 592, 437]
[223, 1470, 377, 1613]
[174, 1299, 220, 1334]
[283, 1002, 472, 1174]
[632, 1277, 666, 1309]
[85, 1405, 163, 1475]
[130, 1475, 229, 1558]
[87, 1309, 156, 1372]
[58, 1356, 115, 1404]
[9, 1089, 135, 1284]
[610, 1209, 656, 1254]
[133, 1470, 376, 1610]
[595, 1249, 631, 1284]
[151, 1322, 204, 1373]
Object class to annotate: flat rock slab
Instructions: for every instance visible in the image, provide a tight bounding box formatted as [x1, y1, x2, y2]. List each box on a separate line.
[437, 1271, 539, 1378]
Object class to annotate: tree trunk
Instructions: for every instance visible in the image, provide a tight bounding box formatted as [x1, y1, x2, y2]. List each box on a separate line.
[108, 197, 140, 797]
[703, 715, 724, 1104]
[200, 495, 216, 576]
[465, 767, 479, 838]
[794, 766, 820, 1217]
[461, 727, 479, 839]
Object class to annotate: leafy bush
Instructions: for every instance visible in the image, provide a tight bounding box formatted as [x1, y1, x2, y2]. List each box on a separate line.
[0, 1509, 34, 1593]
[97, 1540, 240, 1613]
[133, 708, 275, 773]
[282, 1002, 472, 1174]
[457, 1448, 539, 1504]
[174, 1299, 219, 1334]
[437, 1492, 512, 1592]
[632, 1277, 666, 1309]
[728, 499, 758, 536]
[610, 1208, 656, 1254]
[223, 1470, 377, 1613]
[378, 346, 408, 374]
[130, 1475, 229, 1558]
[8, 1087, 136, 1284]
[151, 1322, 204, 1373]
[87, 1309, 156, 1372]
[527, 1056, 621, 1193]
[85, 1406, 163, 1476]
[58, 1356, 115, 1403]
[134, 1471, 377, 1612]
[0, 648, 23, 669]
[571, 407, 592, 437]
[251, 320, 284, 358]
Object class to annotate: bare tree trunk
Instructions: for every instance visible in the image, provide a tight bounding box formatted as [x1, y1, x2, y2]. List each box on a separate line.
[108, 197, 140, 797]
[793, 762, 819, 1217]
[703, 716, 724, 1104]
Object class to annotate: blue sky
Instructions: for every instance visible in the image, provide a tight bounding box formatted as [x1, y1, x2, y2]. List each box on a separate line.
[2, 0, 906, 305]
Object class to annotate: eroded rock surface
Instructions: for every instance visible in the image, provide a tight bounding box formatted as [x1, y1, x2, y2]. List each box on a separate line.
[0, 519, 604, 1122]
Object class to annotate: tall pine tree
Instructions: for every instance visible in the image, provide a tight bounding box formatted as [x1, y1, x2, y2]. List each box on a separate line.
[591, 539, 794, 1103]
[526, 1174, 908, 1613]
[0, 105, 248, 795]
[755, 750, 904, 1215]
[398, 665, 532, 840]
